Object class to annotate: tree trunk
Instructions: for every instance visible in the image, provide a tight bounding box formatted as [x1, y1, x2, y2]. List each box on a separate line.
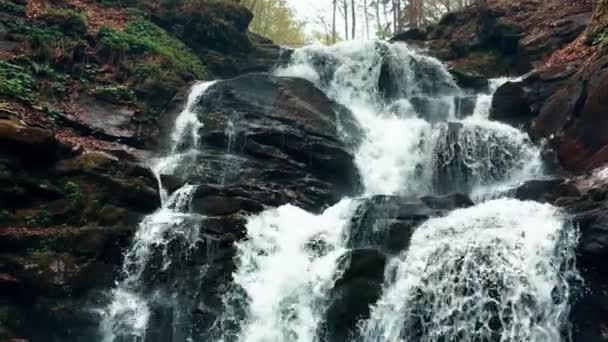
[343, 0, 349, 40]
[332, 0, 337, 43]
[351, 0, 356, 39]
[375, 0, 382, 38]
[364, 0, 370, 39]
[383, 0, 390, 35]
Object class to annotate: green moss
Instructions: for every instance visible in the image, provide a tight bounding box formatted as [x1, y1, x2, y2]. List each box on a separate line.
[7, 20, 86, 63]
[89, 84, 136, 103]
[97, 18, 205, 79]
[64, 181, 83, 201]
[591, 30, 608, 46]
[24, 210, 52, 227]
[587, 2, 608, 45]
[0, 61, 34, 103]
[0, 0, 26, 15]
[39, 8, 88, 35]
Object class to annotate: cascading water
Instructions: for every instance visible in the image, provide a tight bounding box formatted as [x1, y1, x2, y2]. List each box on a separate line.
[100, 82, 215, 342]
[102, 40, 579, 342]
[212, 40, 575, 342]
[361, 199, 578, 342]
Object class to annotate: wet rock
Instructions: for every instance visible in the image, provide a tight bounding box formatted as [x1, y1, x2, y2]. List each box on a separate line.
[188, 73, 362, 213]
[391, 28, 427, 42]
[511, 178, 579, 203]
[323, 249, 387, 342]
[410, 96, 453, 123]
[568, 190, 608, 342]
[349, 194, 473, 254]
[379, 47, 460, 102]
[392, 0, 593, 78]
[149, 2, 281, 78]
[490, 81, 533, 126]
[530, 79, 586, 140]
[420, 192, 474, 209]
[527, 55, 608, 173]
[59, 95, 138, 142]
[449, 68, 489, 92]
[54, 151, 160, 213]
[454, 95, 478, 118]
[0, 116, 58, 164]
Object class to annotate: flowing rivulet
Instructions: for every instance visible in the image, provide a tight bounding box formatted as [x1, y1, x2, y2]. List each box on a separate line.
[100, 41, 579, 342]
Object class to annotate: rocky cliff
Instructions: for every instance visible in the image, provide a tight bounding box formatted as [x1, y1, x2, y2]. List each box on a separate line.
[0, 0, 280, 340]
[396, 1, 608, 341]
[5, 0, 608, 341]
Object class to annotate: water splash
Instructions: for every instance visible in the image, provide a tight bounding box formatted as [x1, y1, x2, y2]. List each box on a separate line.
[100, 82, 216, 341]
[218, 200, 357, 342]
[103, 40, 576, 342]
[276, 41, 541, 197]
[361, 199, 579, 342]
[100, 185, 202, 341]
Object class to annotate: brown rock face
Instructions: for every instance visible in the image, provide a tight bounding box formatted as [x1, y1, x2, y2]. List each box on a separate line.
[393, 0, 594, 78]
[525, 54, 608, 173]
[0, 112, 160, 340]
[189, 73, 362, 213]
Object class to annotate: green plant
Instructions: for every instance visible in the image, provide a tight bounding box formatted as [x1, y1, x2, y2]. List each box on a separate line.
[7, 20, 86, 63]
[39, 8, 88, 35]
[89, 84, 136, 103]
[0, 0, 26, 15]
[0, 61, 34, 103]
[592, 30, 608, 46]
[97, 18, 205, 78]
[65, 181, 83, 200]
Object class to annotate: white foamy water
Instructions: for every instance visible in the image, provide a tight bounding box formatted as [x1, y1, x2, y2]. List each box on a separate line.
[361, 199, 578, 342]
[100, 82, 215, 341]
[102, 41, 577, 342]
[100, 186, 202, 341]
[219, 40, 565, 342]
[229, 200, 357, 342]
[276, 41, 542, 197]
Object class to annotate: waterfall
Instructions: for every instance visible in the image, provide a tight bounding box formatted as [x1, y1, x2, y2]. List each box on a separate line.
[100, 82, 215, 341]
[361, 199, 578, 342]
[101, 41, 579, 342]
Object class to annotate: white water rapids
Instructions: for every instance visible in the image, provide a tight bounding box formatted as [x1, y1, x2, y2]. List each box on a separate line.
[100, 41, 579, 342]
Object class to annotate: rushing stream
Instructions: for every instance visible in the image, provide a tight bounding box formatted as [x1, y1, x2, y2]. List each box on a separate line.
[100, 41, 579, 342]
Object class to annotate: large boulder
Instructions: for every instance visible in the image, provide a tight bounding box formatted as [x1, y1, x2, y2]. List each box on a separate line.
[191, 73, 362, 213]
[554, 172, 608, 342]
[392, 0, 594, 78]
[322, 193, 473, 341]
[490, 81, 534, 126]
[146, 1, 281, 78]
[528, 54, 608, 173]
[490, 63, 580, 128]
[0, 113, 160, 340]
[152, 73, 363, 339]
[348, 194, 473, 253]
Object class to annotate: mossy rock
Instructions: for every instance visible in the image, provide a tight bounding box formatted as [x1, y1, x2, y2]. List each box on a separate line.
[450, 52, 529, 78]
[39, 8, 88, 35]
[88, 84, 135, 104]
[587, 0, 608, 45]
[0, 61, 34, 104]
[0, 0, 25, 16]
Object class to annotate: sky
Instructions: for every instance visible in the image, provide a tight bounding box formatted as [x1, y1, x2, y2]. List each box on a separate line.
[287, 1, 328, 33]
[288, 1, 323, 21]
[286, 0, 377, 39]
